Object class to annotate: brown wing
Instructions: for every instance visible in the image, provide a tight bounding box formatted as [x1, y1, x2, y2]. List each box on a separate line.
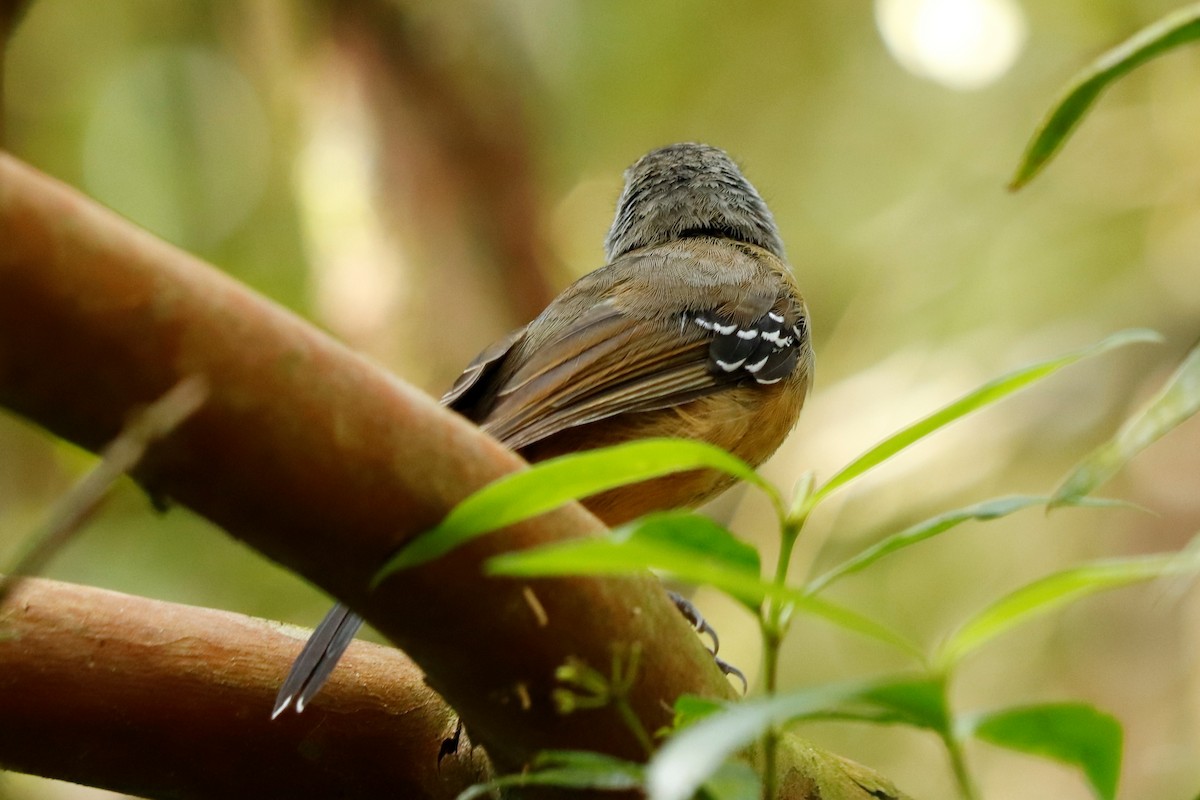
[478, 301, 726, 450]
[451, 238, 810, 453]
[439, 325, 527, 408]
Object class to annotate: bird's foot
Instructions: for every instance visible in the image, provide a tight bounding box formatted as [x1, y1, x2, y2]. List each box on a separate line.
[667, 590, 747, 693]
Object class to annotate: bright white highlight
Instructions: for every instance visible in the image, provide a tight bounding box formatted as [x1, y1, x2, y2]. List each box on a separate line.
[875, 0, 1027, 90]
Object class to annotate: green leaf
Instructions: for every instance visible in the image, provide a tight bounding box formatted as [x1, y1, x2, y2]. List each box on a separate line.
[806, 330, 1160, 512]
[646, 683, 869, 800]
[700, 760, 760, 800]
[489, 513, 925, 660]
[807, 496, 1047, 594]
[938, 547, 1200, 668]
[1052, 341, 1200, 508]
[965, 703, 1122, 800]
[808, 495, 1127, 594]
[488, 511, 762, 606]
[797, 596, 928, 662]
[791, 675, 950, 733]
[855, 676, 949, 732]
[456, 750, 643, 799]
[374, 438, 773, 581]
[1011, 3, 1200, 189]
[671, 694, 728, 732]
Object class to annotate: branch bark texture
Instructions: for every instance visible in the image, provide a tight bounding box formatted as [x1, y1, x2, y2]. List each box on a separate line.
[0, 576, 489, 798]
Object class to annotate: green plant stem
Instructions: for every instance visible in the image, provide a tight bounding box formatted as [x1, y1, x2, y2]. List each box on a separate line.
[763, 516, 805, 661]
[761, 729, 779, 800]
[616, 699, 654, 757]
[759, 616, 782, 800]
[942, 728, 979, 800]
[759, 513, 806, 800]
[774, 519, 803, 589]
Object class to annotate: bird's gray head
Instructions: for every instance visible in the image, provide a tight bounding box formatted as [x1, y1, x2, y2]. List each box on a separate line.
[604, 143, 784, 262]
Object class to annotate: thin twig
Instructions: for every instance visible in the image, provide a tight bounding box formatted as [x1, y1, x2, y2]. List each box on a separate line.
[0, 375, 208, 603]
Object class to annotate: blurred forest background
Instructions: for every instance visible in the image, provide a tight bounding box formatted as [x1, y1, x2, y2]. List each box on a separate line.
[2, 1, 1199, 798]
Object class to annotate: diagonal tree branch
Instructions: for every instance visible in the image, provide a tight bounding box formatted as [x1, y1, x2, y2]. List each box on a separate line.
[0, 576, 491, 799]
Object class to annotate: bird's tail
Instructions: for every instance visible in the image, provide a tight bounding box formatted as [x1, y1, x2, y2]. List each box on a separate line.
[271, 602, 364, 718]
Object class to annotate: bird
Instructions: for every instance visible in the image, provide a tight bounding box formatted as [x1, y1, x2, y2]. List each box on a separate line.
[272, 142, 813, 717]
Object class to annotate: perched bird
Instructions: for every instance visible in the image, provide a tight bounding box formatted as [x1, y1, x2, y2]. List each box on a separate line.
[273, 142, 813, 717]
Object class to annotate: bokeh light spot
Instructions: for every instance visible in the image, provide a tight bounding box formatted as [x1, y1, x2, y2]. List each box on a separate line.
[875, 0, 1027, 90]
[82, 47, 270, 251]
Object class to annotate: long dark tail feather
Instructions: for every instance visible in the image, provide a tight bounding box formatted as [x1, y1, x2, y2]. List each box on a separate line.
[271, 603, 364, 718]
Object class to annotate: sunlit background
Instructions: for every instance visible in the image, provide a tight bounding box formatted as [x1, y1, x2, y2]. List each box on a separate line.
[3, 1, 1200, 798]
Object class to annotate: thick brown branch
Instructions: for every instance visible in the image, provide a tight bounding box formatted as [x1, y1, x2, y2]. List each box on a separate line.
[0, 153, 731, 768]
[0, 154, 904, 799]
[0, 576, 491, 799]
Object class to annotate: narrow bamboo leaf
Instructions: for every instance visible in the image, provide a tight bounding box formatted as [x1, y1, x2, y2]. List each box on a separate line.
[457, 750, 643, 800]
[856, 676, 949, 732]
[647, 683, 869, 800]
[808, 495, 1127, 594]
[1053, 342, 1200, 507]
[790, 708, 912, 727]
[808, 496, 1046, 594]
[1011, 3, 1200, 189]
[965, 703, 1122, 800]
[375, 438, 771, 581]
[672, 694, 728, 731]
[488, 515, 925, 660]
[796, 675, 950, 733]
[799, 596, 928, 662]
[487, 511, 763, 607]
[938, 547, 1200, 668]
[700, 761, 760, 800]
[807, 330, 1159, 511]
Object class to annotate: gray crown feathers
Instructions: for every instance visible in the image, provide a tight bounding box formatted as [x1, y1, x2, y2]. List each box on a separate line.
[604, 142, 785, 262]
